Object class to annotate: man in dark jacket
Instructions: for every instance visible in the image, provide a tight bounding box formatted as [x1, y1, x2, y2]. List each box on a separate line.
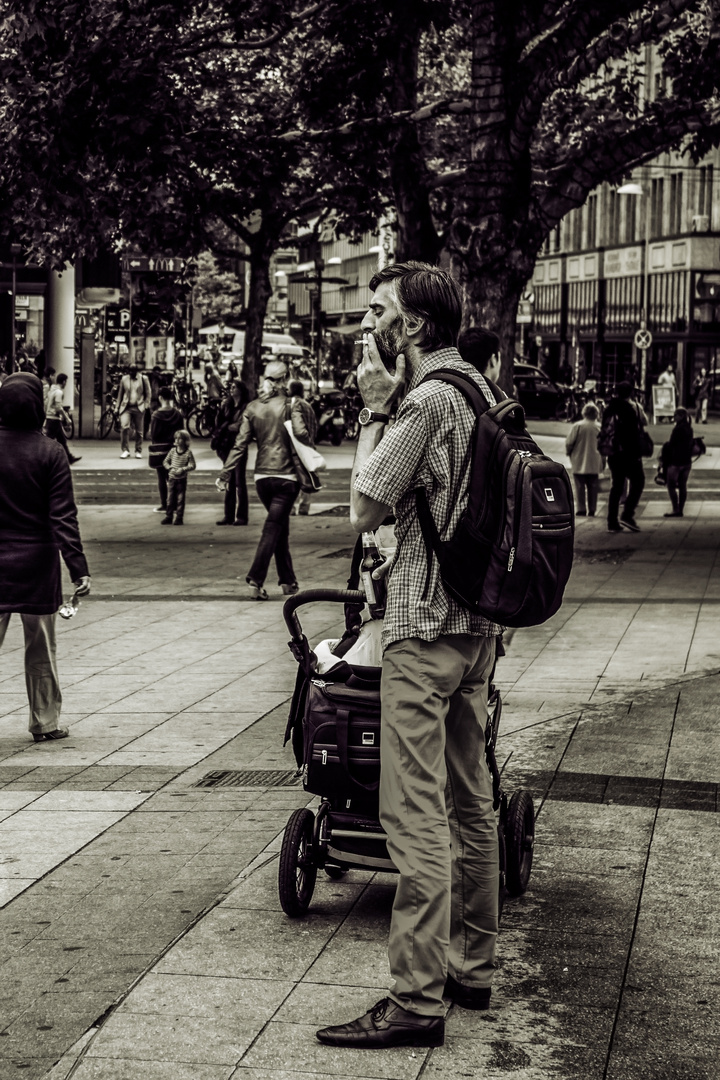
[0, 373, 91, 741]
[219, 361, 300, 599]
[601, 381, 648, 533]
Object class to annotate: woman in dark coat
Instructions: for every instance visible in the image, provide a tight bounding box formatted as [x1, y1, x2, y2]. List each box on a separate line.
[663, 407, 694, 518]
[0, 373, 90, 741]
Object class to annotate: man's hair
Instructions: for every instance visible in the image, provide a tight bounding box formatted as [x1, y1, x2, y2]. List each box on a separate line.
[457, 327, 499, 375]
[673, 406, 690, 423]
[582, 402, 598, 420]
[368, 261, 462, 351]
[56, 372, 68, 385]
[159, 387, 174, 401]
[45, 367, 55, 379]
[616, 381, 633, 400]
[287, 379, 305, 398]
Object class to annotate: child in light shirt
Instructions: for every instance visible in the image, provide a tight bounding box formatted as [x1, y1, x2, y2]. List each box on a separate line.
[161, 430, 196, 525]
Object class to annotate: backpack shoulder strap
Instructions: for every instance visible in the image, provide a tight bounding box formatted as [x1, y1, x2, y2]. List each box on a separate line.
[418, 367, 497, 417]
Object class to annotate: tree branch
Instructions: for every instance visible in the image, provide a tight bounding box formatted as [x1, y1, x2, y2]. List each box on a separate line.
[178, 3, 326, 58]
[532, 95, 720, 229]
[276, 95, 471, 142]
[511, 0, 697, 161]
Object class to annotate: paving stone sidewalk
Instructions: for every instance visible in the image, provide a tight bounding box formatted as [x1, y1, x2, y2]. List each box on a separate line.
[0, 494, 718, 1079]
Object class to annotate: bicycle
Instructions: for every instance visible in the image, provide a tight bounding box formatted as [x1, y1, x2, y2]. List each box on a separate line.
[97, 391, 121, 439]
[190, 393, 224, 438]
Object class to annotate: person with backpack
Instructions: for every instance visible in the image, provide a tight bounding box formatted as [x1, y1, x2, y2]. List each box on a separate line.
[663, 407, 694, 517]
[599, 381, 648, 533]
[316, 263, 504, 1050]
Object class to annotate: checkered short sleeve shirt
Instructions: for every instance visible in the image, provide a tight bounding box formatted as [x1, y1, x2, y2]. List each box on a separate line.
[354, 347, 502, 651]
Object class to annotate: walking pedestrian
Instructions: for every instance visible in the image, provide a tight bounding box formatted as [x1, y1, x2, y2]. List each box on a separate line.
[663, 407, 694, 518]
[161, 430, 195, 525]
[149, 388, 185, 514]
[0, 373, 91, 741]
[116, 365, 151, 459]
[44, 372, 81, 464]
[692, 367, 711, 424]
[219, 360, 301, 599]
[316, 261, 501, 1050]
[565, 402, 604, 516]
[600, 381, 648, 533]
[213, 379, 249, 526]
[41, 366, 55, 414]
[287, 378, 318, 515]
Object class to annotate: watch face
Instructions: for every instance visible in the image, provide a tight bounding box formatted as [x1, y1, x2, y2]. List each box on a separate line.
[358, 407, 372, 426]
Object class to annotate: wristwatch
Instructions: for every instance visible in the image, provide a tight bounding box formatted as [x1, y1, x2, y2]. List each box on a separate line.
[358, 408, 390, 426]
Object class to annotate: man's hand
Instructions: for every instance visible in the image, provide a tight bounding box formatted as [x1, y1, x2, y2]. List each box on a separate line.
[358, 334, 406, 413]
[73, 576, 91, 597]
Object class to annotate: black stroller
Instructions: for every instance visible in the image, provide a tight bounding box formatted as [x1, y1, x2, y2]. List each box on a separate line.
[278, 587, 535, 918]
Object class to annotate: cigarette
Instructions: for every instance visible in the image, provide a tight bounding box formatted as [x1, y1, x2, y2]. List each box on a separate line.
[354, 338, 365, 344]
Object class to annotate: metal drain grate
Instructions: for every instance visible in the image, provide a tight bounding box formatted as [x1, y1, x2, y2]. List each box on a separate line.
[195, 769, 301, 789]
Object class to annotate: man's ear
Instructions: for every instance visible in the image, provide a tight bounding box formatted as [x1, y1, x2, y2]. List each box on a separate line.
[403, 317, 425, 342]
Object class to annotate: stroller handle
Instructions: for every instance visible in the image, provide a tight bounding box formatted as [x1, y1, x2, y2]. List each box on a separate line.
[283, 588, 365, 641]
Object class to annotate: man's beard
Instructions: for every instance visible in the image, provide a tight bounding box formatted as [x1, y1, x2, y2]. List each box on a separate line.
[373, 318, 405, 372]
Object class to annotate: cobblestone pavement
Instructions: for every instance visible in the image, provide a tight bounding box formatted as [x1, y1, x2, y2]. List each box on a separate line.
[0, 433, 718, 1079]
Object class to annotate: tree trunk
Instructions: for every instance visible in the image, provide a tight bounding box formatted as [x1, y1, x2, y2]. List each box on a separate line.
[442, 1, 537, 391]
[386, 25, 440, 263]
[242, 228, 277, 395]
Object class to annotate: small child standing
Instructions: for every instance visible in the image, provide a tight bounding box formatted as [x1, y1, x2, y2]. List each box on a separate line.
[565, 402, 605, 517]
[161, 430, 196, 525]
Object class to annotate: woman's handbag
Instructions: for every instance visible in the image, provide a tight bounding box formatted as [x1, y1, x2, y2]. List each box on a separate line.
[148, 442, 171, 469]
[283, 420, 327, 473]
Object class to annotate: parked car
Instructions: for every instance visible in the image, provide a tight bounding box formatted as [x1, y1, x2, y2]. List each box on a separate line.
[512, 362, 565, 419]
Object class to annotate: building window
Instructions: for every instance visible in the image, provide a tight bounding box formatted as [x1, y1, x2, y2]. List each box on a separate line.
[669, 173, 683, 234]
[605, 277, 643, 333]
[586, 195, 597, 249]
[606, 189, 621, 246]
[649, 271, 688, 333]
[568, 280, 598, 334]
[697, 165, 713, 222]
[571, 209, 583, 251]
[623, 195, 637, 243]
[535, 284, 563, 334]
[651, 178, 664, 238]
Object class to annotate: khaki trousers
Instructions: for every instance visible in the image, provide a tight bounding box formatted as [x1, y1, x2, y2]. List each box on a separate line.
[0, 613, 62, 734]
[380, 634, 499, 1016]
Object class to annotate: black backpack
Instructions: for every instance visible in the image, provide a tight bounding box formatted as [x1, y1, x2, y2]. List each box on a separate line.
[415, 369, 574, 628]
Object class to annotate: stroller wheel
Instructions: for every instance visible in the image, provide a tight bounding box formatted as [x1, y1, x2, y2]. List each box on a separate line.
[279, 808, 318, 917]
[505, 789, 535, 897]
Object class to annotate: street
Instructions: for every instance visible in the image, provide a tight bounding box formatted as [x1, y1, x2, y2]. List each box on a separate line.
[0, 429, 718, 1079]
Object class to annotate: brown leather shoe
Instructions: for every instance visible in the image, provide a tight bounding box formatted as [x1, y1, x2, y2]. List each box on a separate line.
[444, 973, 491, 1010]
[316, 998, 444, 1048]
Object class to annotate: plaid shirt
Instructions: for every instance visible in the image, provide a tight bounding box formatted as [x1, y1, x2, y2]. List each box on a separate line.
[354, 347, 503, 651]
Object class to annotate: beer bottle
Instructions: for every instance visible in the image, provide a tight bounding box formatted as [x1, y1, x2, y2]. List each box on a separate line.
[361, 531, 386, 619]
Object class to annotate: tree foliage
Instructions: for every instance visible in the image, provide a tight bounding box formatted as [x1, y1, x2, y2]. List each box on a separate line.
[2, 1, 720, 382]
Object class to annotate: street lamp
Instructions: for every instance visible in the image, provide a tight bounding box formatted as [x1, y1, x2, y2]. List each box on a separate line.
[617, 181, 652, 403]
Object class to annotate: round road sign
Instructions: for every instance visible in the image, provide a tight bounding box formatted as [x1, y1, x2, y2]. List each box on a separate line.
[634, 328, 653, 350]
